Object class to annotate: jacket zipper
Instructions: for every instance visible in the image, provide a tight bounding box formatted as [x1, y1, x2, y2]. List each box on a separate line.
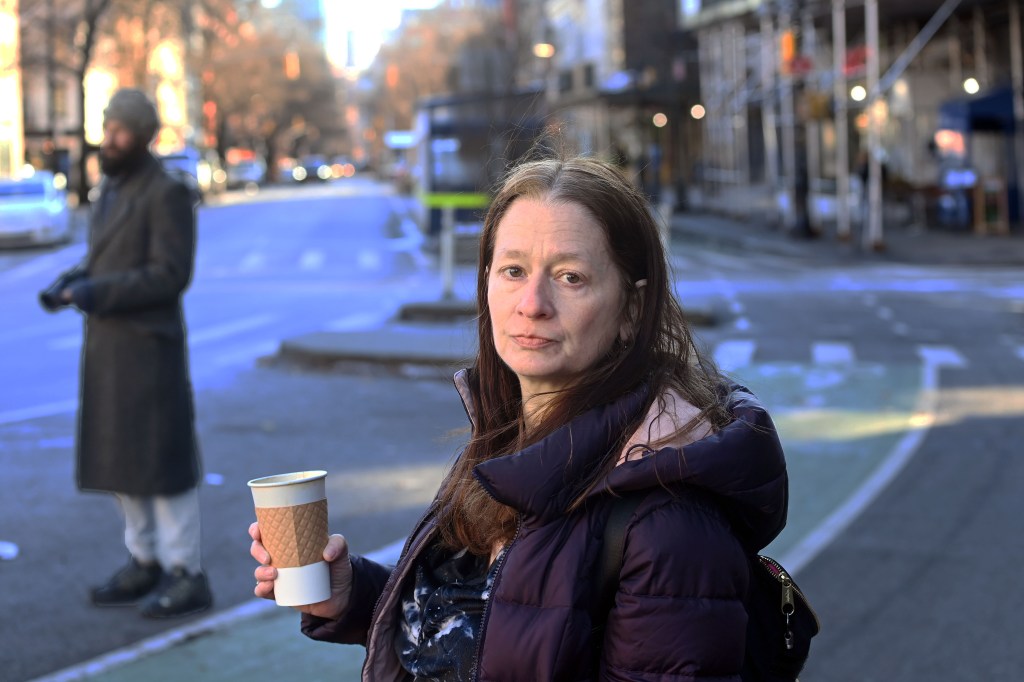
[469, 517, 522, 682]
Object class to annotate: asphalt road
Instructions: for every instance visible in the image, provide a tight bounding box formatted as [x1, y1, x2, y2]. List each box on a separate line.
[2, 180, 1022, 680]
[1, 179, 466, 681]
[672, 246, 1024, 680]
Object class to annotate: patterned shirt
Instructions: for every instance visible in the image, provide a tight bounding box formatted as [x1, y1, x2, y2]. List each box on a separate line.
[395, 542, 504, 681]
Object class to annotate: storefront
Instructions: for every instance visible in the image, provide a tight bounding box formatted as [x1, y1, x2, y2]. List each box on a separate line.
[0, 0, 23, 178]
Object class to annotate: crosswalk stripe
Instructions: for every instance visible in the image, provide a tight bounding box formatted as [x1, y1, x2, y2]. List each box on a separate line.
[239, 252, 265, 272]
[357, 249, 382, 271]
[189, 314, 277, 346]
[326, 311, 392, 332]
[0, 399, 77, 425]
[916, 345, 967, 368]
[812, 341, 856, 365]
[714, 340, 756, 371]
[299, 250, 326, 271]
[48, 333, 82, 350]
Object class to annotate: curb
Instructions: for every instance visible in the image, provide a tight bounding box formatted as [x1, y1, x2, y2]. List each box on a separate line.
[275, 326, 477, 371]
[273, 303, 721, 374]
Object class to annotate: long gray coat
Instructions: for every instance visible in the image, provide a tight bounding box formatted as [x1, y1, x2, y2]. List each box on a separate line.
[73, 153, 200, 496]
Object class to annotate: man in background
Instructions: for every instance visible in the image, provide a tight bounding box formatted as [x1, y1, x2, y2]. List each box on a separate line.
[40, 88, 211, 618]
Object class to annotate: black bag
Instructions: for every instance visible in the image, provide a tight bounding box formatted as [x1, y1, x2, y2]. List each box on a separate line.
[596, 493, 820, 681]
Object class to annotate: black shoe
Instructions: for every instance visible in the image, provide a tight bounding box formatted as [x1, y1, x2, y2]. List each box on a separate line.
[90, 557, 164, 606]
[139, 566, 212, 619]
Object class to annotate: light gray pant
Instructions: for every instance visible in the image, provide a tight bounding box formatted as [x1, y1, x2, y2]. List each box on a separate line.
[115, 486, 203, 574]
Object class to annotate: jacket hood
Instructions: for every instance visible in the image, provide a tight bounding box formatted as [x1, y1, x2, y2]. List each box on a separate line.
[455, 370, 788, 552]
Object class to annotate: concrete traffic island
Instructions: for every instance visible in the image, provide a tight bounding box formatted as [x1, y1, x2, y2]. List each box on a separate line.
[273, 297, 722, 374]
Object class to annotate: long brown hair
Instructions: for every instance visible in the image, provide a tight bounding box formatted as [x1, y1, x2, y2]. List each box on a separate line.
[437, 156, 730, 555]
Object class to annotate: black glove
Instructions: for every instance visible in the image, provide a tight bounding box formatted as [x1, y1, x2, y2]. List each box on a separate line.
[39, 268, 86, 312]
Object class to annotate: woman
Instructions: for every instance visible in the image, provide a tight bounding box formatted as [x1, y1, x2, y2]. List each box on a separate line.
[250, 156, 788, 680]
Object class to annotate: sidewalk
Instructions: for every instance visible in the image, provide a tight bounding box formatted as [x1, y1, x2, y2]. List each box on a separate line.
[677, 190, 1024, 266]
[30, 200, 1021, 682]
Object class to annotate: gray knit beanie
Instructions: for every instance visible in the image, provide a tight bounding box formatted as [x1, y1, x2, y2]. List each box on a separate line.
[103, 88, 160, 142]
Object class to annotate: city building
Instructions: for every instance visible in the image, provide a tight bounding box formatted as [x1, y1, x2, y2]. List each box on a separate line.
[18, 0, 81, 184]
[15, 2, 204, 198]
[0, 0, 22, 177]
[683, 0, 1024, 245]
[522, 0, 701, 207]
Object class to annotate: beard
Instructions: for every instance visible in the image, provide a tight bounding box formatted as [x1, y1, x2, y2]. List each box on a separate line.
[99, 142, 148, 177]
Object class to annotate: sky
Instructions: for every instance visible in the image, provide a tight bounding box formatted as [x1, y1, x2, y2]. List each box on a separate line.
[322, 0, 443, 71]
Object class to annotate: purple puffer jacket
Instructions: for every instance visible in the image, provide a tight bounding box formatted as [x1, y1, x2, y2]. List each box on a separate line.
[302, 373, 788, 681]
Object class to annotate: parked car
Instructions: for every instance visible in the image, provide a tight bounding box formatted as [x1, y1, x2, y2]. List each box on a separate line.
[158, 147, 226, 201]
[225, 156, 267, 189]
[330, 155, 356, 179]
[0, 170, 72, 248]
[294, 154, 332, 182]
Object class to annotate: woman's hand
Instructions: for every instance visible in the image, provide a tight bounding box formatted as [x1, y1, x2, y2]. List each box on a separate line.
[249, 522, 354, 621]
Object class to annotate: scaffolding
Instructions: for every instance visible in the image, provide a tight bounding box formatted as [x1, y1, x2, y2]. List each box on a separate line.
[693, 0, 1024, 247]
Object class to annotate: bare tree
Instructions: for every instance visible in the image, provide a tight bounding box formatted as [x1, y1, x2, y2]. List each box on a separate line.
[20, 0, 113, 202]
[192, 1, 341, 178]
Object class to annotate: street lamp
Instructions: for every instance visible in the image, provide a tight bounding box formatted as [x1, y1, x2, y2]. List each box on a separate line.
[532, 43, 555, 59]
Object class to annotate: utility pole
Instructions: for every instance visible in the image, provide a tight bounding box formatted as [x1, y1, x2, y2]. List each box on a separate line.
[778, 0, 798, 232]
[778, 0, 812, 237]
[45, 0, 55, 170]
[1010, 0, 1024, 229]
[864, 0, 883, 251]
[833, 0, 850, 241]
[759, 7, 779, 187]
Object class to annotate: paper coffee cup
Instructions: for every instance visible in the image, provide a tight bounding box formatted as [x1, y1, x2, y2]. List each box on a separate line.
[248, 470, 331, 606]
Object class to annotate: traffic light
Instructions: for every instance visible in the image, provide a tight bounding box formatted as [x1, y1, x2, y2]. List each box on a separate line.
[284, 52, 300, 80]
[780, 30, 795, 74]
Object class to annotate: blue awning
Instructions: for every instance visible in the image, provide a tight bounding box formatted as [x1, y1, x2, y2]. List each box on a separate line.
[938, 86, 1015, 133]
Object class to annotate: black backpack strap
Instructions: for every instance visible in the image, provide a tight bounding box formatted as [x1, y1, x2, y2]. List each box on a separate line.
[593, 492, 647, 645]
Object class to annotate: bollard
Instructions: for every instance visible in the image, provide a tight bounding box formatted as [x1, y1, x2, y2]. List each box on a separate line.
[657, 201, 672, 249]
[656, 187, 674, 250]
[440, 205, 455, 300]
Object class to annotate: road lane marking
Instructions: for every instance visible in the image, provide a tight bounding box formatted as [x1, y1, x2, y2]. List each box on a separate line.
[357, 249, 382, 271]
[29, 537, 405, 682]
[188, 314, 277, 346]
[47, 315, 278, 351]
[778, 345, 944, 576]
[0, 399, 77, 425]
[325, 311, 393, 332]
[713, 340, 756, 372]
[917, 345, 967, 368]
[0, 243, 87, 285]
[299, 250, 326, 271]
[238, 251, 266, 272]
[10, 318, 277, 425]
[48, 333, 82, 350]
[812, 341, 855, 365]
[0, 540, 18, 560]
[209, 340, 279, 368]
[388, 218, 430, 268]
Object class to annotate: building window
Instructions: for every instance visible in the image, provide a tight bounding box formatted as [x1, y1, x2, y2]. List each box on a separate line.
[558, 69, 572, 93]
[582, 63, 594, 89]
[54, 86, 67, 120]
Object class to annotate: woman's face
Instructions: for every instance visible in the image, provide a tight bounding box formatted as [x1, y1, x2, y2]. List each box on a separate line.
[487, 197, 629, 399]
